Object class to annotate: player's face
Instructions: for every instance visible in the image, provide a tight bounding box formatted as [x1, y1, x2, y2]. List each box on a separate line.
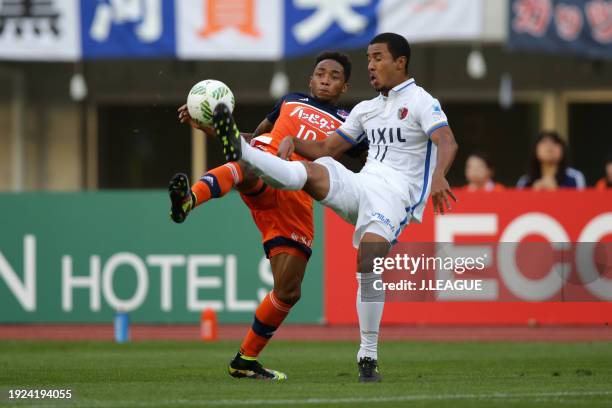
[465, 156, 491, 184]
[367, 43, 407, 94]
[536, 137, 563, 164]
[309, 59, 348, 104]
[606, 162, 612, 182]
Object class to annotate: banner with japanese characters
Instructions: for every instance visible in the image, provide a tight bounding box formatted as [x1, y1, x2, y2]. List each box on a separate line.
[176, 0, 283, 60]
[283, 0, 379, 57]
[283, 0, 484, 58]
[508, 0, 612, 60]
[0, 0, 80, 60]
[0, 0, 486, 61]
[80, 0, 176, 58]
[377, 0, 483, 43]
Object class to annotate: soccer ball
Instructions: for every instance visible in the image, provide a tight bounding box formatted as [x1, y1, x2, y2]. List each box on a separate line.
[186, 79, 235, 127]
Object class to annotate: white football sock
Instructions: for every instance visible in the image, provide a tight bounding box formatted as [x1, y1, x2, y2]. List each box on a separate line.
[356, 272, 385, 361]
[240, 138, 307, 190]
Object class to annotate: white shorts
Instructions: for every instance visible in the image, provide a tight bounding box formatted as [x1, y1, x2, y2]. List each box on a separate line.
[315, 156, 412, 248]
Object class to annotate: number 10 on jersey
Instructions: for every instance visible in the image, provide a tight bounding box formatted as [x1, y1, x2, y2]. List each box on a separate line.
[295, 125, 317, 141]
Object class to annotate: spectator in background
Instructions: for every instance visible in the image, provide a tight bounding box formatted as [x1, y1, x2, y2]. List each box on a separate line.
[595, 157, 612, 190]
[464, 152, 504, 192]
[516, 131, 585, 190]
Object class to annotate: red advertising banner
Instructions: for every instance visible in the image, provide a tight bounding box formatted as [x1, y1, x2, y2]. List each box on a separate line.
[324, 190, 612, 325]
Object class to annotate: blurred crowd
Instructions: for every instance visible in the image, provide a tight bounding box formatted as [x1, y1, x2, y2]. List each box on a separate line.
[461, 131, 611, 191]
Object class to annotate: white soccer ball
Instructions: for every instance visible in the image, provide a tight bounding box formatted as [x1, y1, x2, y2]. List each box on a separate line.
[186, 79, 235, 126]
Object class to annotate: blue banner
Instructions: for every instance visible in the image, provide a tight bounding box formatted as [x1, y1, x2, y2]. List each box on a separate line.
[508, 0, 612, 60]
[283, 0, 379, 57]
[81, 0, 176, 58]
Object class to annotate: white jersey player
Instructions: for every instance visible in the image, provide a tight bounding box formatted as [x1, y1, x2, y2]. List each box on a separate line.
[326, 76, 449, 246]
[210, 33, 458, 382]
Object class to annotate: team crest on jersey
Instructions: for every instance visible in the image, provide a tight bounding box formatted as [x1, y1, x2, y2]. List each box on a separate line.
[397, 107, 409, 120]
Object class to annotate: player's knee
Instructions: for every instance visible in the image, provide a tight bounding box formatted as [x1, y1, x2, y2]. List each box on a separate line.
[274, 287, 301, 306]
[357, 245, 389, 274]
[358, 257, 376, 275]
[303, 162, 330, 201]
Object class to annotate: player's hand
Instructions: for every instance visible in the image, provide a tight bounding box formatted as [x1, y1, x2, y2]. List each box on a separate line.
[430, 172, 457, 215]
[277, 136, 295, 160]
[177, 104, 216, 137]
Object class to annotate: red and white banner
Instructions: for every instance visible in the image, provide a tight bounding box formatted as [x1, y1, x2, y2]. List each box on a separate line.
[324, 190, 612, 325]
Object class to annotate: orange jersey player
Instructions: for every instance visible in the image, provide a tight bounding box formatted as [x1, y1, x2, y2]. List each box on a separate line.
[244, 92, 355, 258]
[169, 51, 366, 381]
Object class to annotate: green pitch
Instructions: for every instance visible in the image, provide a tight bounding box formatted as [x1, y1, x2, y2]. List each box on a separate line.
[1, 340, 611, 407]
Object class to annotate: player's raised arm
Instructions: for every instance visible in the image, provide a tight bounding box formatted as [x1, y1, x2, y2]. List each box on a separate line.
[430, 125, 458, 215]
[278, 131, 353, 161]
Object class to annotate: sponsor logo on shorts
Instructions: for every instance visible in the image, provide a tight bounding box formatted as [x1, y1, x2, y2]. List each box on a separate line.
[372, 212, 396, 233]
[291, 233, 312, 247]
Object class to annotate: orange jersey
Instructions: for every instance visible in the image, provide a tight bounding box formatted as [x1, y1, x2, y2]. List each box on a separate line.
[250, 93, 349, 161]
[241, 93, 350, 259]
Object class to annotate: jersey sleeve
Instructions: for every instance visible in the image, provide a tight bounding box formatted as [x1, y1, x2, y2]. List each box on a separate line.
[417, 93, 449, 137]
[265, 95, 288, 124]
[336, 102, 366, 145]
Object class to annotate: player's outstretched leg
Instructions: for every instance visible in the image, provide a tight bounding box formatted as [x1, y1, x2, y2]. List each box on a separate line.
[228, 352, 287, 381]
[212, 103, 242, 162]
[169, 163, 257, 224]
[168, 173, 194, 223]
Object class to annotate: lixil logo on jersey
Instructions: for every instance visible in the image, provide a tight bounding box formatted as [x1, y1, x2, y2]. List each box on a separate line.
[367, 128, 406, 145]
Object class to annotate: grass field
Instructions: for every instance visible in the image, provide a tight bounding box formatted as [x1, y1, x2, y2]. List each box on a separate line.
[1, 340, 611, 407]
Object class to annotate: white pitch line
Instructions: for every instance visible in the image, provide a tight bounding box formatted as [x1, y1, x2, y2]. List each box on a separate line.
[22, 390, 612, 408]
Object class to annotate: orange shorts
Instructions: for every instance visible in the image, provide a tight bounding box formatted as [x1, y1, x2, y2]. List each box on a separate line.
[240, 185, 314, 261]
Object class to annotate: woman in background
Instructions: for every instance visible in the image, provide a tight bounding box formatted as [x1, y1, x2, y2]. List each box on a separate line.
[516, 131, 585, 190]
